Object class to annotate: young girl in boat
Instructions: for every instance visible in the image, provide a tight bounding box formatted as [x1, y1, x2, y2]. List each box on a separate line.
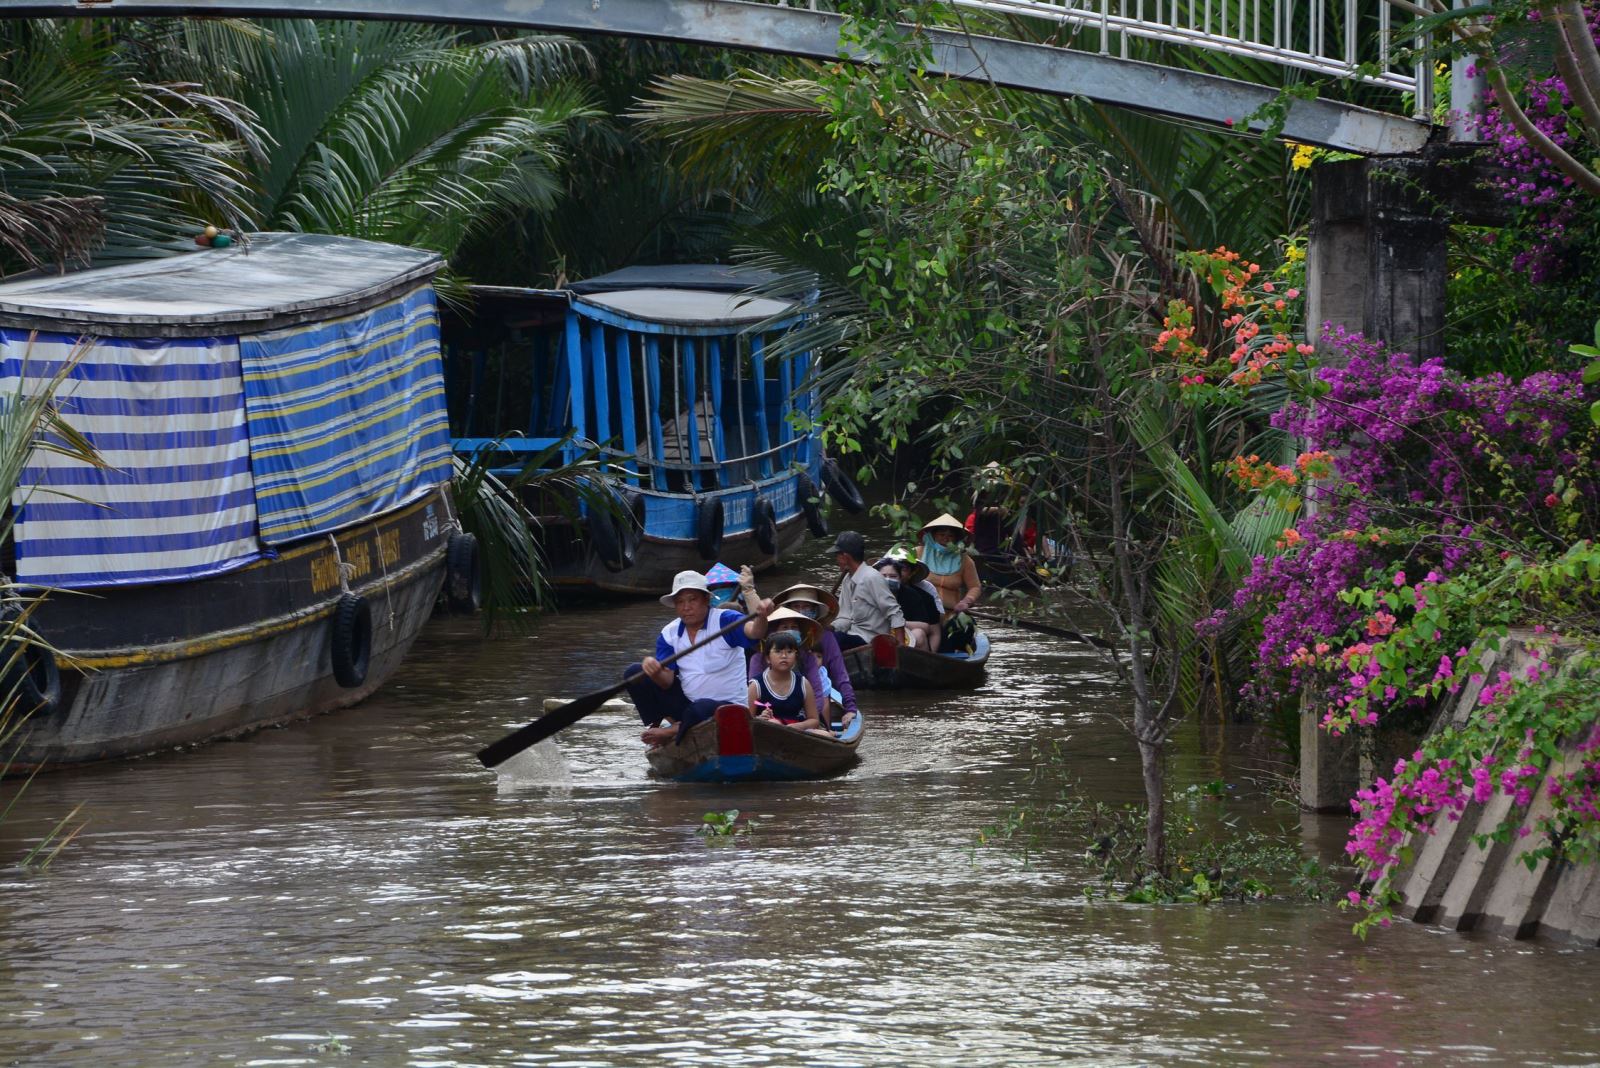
[748, 624, 822, 734]
[739, 577, 859, 730]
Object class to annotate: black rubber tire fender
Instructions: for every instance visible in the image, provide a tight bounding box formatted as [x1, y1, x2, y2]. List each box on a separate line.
[695, 496, 725, 561]
[330, 592, 372, 689]
[822, 458, 866, 514]
[619, 487, 645, 565]
[586, 501, 634, 573]
[752, 497, 779, 556]
[1, 608, 60, 717]
[796, 472, 828, 537]
[445, 531, 482, 614]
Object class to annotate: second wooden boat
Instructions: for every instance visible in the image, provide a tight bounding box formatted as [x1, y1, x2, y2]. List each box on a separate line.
[841, 632, 991, 690]
[646, 703, 864, 782]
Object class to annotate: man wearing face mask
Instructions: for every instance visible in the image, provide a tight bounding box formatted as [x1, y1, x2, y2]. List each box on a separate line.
[876, 552, 941, 651]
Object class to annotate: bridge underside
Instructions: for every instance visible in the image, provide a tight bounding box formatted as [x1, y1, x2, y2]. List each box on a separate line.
[0, 0, 1432, 154]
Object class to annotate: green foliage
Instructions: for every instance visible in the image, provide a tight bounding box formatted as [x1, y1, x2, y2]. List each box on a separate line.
[312, 1034, 351, 1055]
[192, 19, 594, 260]
[449, 436, 624, 632]
[1572, 319, 1600, 426]
[698, 808, 759, 841]
[0, 19, 258, 272]
[1446, 222, 1600, 377]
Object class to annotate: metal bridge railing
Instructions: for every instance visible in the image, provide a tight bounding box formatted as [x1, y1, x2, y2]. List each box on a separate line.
[777, 0, 1432, 119]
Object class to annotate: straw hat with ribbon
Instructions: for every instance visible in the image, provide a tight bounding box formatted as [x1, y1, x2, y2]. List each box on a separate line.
[763, 605, 822, 648]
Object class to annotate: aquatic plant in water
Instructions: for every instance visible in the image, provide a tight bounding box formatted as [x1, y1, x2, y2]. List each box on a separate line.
[698, 809, 759, 841]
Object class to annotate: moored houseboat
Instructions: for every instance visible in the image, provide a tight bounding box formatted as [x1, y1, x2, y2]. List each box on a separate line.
[444, 265, 863, 595]
[0, 233, 478, 771]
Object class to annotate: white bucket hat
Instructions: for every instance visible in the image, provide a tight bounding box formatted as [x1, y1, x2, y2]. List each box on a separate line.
[659, 569, 711, 606]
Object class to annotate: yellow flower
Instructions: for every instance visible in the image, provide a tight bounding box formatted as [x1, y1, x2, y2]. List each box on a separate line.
[1290, 143, 1316, 171]
[1285, 244, 1306, 263]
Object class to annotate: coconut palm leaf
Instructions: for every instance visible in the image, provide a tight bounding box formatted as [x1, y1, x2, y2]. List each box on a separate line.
[191, 19, 594, 259]
[0, 19, 258, 272]
[450, 436, 632, 631]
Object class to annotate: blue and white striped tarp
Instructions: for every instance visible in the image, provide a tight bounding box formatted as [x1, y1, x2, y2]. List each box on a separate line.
[2, 331, 263, 589]
[239, 286, 451, 544]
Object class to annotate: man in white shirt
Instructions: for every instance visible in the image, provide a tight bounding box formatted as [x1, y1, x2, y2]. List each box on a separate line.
[627, 570, 773, 745]
[830, 531, 905, 650]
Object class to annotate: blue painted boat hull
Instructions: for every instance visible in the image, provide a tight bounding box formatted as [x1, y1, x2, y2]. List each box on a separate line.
[647, 704, 864, 782]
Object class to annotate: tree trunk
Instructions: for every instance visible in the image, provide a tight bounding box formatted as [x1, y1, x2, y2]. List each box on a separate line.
[1104, 420, 1168, 877]
[1139, 735, 1166, 874]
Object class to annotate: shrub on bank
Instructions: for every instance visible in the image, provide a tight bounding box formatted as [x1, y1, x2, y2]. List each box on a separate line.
[1159, 245, 1600, 932]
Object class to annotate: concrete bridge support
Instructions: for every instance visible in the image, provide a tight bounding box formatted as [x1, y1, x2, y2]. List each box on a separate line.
[1299, 143, 1508, 812]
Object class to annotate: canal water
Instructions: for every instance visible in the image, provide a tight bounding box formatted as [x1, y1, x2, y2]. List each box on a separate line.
[1, 533, 1597, 1065]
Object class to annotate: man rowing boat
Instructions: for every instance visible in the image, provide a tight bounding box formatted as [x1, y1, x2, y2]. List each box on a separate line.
[626, 570, 774, 746]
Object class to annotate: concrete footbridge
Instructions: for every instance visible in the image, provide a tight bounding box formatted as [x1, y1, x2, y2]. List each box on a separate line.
[0, 0, 1436, 153]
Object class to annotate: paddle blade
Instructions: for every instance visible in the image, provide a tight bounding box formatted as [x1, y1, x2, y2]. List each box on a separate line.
[477, 685, 620, 768]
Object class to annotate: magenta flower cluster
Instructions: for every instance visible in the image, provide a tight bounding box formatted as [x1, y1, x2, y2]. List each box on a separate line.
[1227, 328, 1597, 717]
[1346, 648, 1564, 893]
[1474, 4, 1600, 282]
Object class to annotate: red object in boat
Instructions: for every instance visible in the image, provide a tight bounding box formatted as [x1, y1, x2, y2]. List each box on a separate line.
[715, 703, 754, 757]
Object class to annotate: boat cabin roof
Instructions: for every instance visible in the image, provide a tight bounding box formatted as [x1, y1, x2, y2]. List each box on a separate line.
[568, 263, 780, 295]
[572, 288, 795, 331]
[0, 232, 442, 338]
[464, 264, 800, 337]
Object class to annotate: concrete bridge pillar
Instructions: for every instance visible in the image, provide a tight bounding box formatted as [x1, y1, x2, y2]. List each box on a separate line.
[1299, 143, 1507, 811]
[1308, 152, 1453, 360]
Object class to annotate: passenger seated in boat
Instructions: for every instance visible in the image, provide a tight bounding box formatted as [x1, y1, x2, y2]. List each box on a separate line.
[830, 530, 906, 651]
[703, 561, 742, 607]
[748, 627, 822, 734]
[748, 583, 859, 729]
[968, 464, 1039, 558]
[919, 513, 982, 653]
[876, 553, 941, 652]
[626, 570, 774, 747]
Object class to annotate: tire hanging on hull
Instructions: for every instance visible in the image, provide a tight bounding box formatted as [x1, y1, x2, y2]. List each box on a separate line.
[1, 605, 60, 718]
[796, 472, 828, 537]
[822, 458, 866, 514]
[445, 532, 482, 613]
[586, 489, 642, 573]
[696, 497, 725, 561]
[331, 593, 372, 689]
[752, 497, 779, 555]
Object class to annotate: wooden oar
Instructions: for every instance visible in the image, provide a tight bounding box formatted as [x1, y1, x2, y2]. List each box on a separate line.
[968, 609, 1118, 650]
[475, 611, 755, 768]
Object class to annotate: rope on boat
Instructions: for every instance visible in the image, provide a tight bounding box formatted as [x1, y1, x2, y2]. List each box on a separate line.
[328, 533, 354, 594]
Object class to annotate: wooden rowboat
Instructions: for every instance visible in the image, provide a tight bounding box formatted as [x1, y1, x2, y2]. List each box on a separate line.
[646, 703, 864, 782]
[841, 632, 990, 690]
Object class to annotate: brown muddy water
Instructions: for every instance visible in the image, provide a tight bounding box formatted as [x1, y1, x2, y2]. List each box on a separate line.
[2, 536, 1598, 1066]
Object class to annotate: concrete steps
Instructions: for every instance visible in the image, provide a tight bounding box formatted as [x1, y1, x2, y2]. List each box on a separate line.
[1390, 633, 1600, 946]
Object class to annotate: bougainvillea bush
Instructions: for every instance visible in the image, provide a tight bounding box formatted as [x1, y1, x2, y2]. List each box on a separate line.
[1159, 247, 1600, 934]
[1447, 3, 1600, 375]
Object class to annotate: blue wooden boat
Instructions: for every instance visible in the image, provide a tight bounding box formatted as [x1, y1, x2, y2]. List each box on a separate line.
[646, 703, 864, 782]
[446, 265, 859, 595]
